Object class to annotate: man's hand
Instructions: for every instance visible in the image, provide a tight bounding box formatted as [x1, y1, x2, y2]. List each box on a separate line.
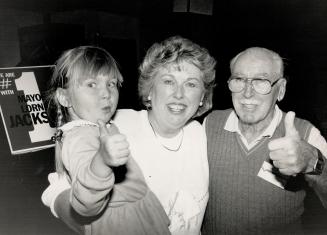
[98, 120, 130, 167]
[268, 111, 318, 176]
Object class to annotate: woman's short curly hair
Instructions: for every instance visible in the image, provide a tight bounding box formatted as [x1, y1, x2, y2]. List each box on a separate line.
[138, 36, 216, 117]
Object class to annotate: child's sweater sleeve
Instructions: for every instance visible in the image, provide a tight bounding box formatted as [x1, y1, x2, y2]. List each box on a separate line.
[61, 127, 115, 217]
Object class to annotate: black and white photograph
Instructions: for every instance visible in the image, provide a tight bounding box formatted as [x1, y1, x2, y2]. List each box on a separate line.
[0, 0, 326, 234]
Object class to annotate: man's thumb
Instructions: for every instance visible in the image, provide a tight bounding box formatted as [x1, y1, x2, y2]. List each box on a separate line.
[284, 111, 299, 137]
[98, 120, 110, 137]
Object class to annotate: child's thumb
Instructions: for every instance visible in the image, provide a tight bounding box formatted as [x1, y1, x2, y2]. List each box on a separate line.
[97, 120, 110, 137]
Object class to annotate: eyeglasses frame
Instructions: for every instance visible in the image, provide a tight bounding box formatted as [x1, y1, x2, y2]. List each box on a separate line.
[227, 76, 283, 95]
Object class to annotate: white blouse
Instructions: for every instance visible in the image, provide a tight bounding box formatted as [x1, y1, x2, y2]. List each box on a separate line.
[114, 109, 209, 235]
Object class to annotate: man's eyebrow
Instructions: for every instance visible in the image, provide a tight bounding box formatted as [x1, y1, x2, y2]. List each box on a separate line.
[255, 73, 270, 77]
[232, 72, 270, 78]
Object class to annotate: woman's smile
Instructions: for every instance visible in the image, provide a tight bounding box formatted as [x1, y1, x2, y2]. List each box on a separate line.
[167, 103, 187, 113]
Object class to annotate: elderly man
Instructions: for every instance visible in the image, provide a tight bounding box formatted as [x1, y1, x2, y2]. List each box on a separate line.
[202, 47, 327, 234]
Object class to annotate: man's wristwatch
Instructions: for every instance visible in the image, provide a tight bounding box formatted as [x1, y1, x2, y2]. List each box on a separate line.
[307, 150, 325, 175]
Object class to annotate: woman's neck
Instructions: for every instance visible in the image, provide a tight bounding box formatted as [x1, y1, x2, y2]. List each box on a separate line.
[147, 111, 181, 138]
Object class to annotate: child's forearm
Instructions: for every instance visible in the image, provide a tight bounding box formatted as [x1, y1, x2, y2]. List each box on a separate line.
[90, 150, 113, 178]
[71, 160, 115, 217]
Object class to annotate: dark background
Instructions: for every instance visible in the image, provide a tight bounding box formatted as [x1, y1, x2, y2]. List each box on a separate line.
[0, 0, 326, 234]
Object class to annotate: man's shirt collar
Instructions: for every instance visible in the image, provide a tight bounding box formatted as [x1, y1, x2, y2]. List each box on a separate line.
[224, 105, 283, 149]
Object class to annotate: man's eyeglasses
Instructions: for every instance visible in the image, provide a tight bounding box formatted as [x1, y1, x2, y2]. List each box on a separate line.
[227, 77, 282, 95]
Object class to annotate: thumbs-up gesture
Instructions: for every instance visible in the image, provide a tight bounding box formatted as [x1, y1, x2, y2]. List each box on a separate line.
[268, 111, 317, 175]
[98, 120, 130, 167]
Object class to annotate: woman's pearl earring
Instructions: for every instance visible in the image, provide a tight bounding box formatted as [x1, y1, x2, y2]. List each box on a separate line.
[199, 101, 203, 106]
[146, 96, 152, 109]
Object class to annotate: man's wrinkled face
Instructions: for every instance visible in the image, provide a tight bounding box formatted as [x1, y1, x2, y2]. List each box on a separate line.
[231, 51, 286, 128]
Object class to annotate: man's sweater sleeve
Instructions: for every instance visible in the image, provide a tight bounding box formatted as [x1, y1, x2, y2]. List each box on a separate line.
[305, 126, 327, 208]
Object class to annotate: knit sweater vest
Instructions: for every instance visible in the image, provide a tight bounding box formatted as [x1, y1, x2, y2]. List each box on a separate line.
[202, 109, 313, 235]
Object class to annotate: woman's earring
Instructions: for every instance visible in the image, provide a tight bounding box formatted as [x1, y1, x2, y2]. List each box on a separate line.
[199, 101, 203, 106]
[146, 95, 152, 109]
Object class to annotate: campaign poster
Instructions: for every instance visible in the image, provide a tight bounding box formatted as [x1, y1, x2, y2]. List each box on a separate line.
[0, 66, 56, 154]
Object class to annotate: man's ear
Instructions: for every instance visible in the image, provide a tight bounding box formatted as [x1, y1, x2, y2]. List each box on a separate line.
[277, 78, 287, 102]
[56, 88, 71, 107]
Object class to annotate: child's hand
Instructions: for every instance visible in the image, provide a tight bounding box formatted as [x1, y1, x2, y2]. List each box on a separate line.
[98, 120, 130, 167]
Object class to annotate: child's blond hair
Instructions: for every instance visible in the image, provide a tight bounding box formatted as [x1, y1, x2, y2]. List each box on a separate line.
[46, 46, 123, 174]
